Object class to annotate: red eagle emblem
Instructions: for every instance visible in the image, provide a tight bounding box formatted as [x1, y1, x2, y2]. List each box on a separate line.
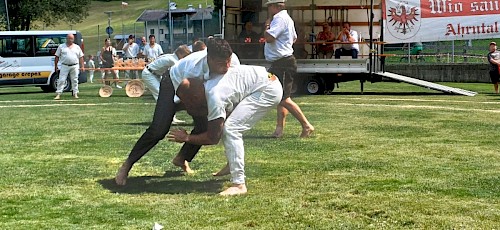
[387, 4, 420, 35]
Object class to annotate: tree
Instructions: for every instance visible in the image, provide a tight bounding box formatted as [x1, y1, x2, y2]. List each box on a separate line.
[7, 0, 91, 31]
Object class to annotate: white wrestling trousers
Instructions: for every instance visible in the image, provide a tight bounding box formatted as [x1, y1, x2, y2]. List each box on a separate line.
[56, 65, 79, 94]
[142, 68, 161, 101]
[223, 79, 283, 185]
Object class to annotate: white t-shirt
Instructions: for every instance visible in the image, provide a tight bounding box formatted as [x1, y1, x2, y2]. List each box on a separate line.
[146, 53, 179, 76]
[55, 43, 84, 65]
[205, 65, 270, 121]
[264, 10, 297, 62]
[87, 59, 95, 68]
[169, 50, 240, 103]
[341, 30, 360, 51]
[170, 50, 241, 91]
[144, 43, 163, 60]
[123, 42, 139, 58]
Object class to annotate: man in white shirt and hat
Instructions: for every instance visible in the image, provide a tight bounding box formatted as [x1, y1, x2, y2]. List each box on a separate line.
[168, 65, 283, 196]
[264, 0, 314, 138]
[54, 33, 84, 100]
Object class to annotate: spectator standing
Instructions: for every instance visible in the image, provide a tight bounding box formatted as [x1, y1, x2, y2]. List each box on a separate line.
[488, 41, 500, 94]
[122, 34, 140, 79]
[264, 0, 314, 138]
[87, 55, 95, 83]
[100, 38, 122, 88]
[53, 34, 84, 100]
[144, 35, 163, 62]
[137, 36, 147, 59]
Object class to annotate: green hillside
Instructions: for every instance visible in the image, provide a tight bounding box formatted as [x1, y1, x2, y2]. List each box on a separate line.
[44, 0, 210, 57]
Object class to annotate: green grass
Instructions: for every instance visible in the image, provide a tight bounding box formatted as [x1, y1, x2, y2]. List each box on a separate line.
[42, 0, 209, 57]
[0, 81, 499, 229]
[384, 39, 493, 64]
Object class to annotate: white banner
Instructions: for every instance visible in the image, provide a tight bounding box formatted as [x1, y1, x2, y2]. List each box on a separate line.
[383, 0, 500, 43]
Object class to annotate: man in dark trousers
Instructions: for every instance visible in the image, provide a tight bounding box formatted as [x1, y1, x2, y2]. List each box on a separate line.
[488, 41, 500, 94]
[115, 39, 240, 186]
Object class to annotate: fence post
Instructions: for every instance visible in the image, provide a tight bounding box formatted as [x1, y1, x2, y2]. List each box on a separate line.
[451, 40, 455, 63]
[437, 41, 441, 63]
[463, 41, 468, 63]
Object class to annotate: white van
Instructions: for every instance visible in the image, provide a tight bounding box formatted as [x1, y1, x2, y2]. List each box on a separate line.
[0, 30, 87, 92]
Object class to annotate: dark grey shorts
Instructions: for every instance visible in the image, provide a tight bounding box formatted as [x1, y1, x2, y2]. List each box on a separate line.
[268, 56, 297, 100]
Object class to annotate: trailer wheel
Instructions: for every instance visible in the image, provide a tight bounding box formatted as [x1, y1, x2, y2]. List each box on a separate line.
[306, 78, 324, 95]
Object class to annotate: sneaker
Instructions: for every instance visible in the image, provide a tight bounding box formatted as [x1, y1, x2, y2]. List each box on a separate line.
[54, 94, 61, 100]
[116, 85, 123, 89]
[74, 94, 79, 99]
[172, 116, 185, 124]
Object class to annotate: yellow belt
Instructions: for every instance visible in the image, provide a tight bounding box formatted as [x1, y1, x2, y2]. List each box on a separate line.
[268, 73, 277, 81]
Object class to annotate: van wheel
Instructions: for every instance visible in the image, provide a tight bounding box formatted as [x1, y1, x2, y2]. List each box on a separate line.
[306, 78, 324, 95]
[43, 72, 71, 93]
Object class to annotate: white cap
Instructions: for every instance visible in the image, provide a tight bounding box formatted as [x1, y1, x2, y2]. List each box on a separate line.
[264, 0, 286, 6]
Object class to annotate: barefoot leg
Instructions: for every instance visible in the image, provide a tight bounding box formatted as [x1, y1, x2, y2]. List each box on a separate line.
[212, 163, 230, 177]
[172, 153, 194, 174]
[219, 184, 248, 196]
[300, 125, 315, 138]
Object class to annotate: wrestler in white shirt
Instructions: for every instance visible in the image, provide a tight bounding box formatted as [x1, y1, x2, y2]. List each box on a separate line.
[168, 65, 283, 196]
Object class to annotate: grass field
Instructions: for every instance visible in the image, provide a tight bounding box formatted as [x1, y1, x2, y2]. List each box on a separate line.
[0, 81, 499, 229]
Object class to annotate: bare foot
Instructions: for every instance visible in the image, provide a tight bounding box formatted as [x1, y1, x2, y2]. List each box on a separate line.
[219, 184, 247, 196]
[300, 125, 315, 138]
[212, 163, 230, 177]
[271, 127, 284, 138]
[172, 155, 194, 174]
[115, 162, 132, 186]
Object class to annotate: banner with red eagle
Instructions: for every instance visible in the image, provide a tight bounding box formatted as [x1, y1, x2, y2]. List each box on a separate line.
[383, 0, 500, 43]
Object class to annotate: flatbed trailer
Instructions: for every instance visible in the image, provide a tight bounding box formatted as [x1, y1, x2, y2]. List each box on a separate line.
[221, 0, 477, 96]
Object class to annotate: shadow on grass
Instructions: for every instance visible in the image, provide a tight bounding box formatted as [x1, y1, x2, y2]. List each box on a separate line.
[126, 122, 195, 127]
[0, 91, 45, 96]
[326, 92, 451, 96]
[98, 171, 223, 195]
[244, 135, 275, 140]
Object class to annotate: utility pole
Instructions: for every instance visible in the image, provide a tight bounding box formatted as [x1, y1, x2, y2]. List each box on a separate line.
[4, 0, 10, 30]
[168, 0, 174, 52]
[104, 11, 114, 39]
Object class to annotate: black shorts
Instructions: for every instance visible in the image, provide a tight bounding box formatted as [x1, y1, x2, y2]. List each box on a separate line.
[268, 56, 297, 100]
[490, 70, 500, 83]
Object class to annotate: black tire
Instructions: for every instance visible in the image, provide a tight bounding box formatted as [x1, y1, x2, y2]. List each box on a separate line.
[42, 72, 71, 93]
[305, 78, 325, 95]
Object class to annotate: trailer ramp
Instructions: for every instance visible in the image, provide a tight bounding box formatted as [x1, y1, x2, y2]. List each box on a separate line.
[375, 72, 477, 96]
